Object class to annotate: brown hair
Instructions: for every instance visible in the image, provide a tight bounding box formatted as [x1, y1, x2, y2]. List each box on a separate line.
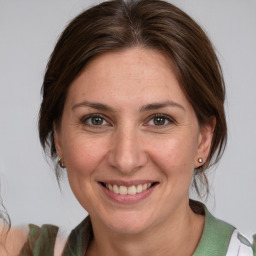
[39, 0, 227, 198]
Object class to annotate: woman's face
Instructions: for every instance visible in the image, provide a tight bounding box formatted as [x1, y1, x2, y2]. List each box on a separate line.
[55, 47, 214, 234]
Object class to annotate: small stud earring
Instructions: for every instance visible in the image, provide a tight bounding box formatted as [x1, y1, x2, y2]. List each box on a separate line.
[198, 158, 203, 164]
[58, 158, 65, 168]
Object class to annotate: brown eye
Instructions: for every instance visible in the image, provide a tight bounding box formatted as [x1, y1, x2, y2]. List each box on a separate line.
[147, 114, 174, 127]
[82, 114, 108, 126]
[153, 116, 166, 126]
[91, 116, 104, 125]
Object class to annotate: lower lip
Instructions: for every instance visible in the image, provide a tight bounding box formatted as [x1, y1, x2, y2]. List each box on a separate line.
[100, 184, 156, 204]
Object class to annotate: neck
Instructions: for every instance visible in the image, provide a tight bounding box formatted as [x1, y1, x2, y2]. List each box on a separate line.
[87, 202, 205, 256]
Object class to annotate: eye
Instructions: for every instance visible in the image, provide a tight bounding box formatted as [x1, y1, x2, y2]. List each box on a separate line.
[147, 114, 174, 126]
[82, 114, 109, 127]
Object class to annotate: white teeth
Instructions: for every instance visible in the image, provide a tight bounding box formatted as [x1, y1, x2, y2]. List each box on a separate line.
[119, 186, 127, 195]
[113, 185, 119, 194]
[142, 183, 148, 190]
[128, 185, 136, 195]
[136, 184, 143, 193]
[105, 183, 153, 195]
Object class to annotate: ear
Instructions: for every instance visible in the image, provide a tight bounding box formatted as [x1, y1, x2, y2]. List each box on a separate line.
[53, 123, 63, 159]
[194, 117, 216, 168]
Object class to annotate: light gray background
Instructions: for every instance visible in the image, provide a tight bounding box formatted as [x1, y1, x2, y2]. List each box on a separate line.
[0, 0, 255, 238]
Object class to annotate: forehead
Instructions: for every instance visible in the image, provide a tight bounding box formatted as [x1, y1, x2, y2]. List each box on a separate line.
[80, 47, 174, 85]
[66, 47, 191, 110]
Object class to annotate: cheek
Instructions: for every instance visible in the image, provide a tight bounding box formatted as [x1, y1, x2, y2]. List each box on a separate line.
[62, 134, 108, 178]
[148, 132, 198, 177]
[61, 134, 109, 212]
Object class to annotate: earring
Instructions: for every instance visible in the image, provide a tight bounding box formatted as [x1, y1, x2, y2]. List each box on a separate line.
[58, 158, 65, 168]
[198, 158, 203, 164]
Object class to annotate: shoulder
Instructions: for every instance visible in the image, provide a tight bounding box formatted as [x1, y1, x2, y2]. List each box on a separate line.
[194, 206, 255, 256]
[226, 229, 255, 256]
[18, 223, 59, 255]
[207, 210, 255, 256]
[0, 224, 29, 256]
[0, 222, 65, 256]
[54, 227, 69, 256]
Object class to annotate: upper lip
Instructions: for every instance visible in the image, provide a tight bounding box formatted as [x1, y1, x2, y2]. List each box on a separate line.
[99, 180, 158, 186]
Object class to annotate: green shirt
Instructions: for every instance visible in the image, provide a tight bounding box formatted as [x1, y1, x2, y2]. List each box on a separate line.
[19, 208, 254, 256]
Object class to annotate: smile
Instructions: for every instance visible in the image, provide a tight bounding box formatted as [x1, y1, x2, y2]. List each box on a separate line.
[100, 182, 158, 195]
[99, 181, 159, 203]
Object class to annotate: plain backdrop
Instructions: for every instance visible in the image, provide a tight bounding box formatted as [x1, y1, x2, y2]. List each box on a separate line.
[0, 0, 255, 238]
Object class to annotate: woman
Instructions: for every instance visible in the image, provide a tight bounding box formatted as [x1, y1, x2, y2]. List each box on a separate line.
[1, 0, 255, 255]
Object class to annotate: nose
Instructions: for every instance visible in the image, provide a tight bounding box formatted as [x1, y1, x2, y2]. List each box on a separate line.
[107, 125, 148, 174]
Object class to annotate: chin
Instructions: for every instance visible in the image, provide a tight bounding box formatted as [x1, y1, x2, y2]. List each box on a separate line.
[99, 210, 156, 235]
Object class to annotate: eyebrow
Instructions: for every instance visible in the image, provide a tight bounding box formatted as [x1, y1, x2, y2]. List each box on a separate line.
[72, 101, 115, 112]
[72, 100, 185, 112]
[140, 100, 185, 112]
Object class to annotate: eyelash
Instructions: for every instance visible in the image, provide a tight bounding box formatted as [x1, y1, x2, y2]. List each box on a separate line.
[81, 114, 109, 127]
[81, 113, 175, 128]
[146, 114, 175, 127]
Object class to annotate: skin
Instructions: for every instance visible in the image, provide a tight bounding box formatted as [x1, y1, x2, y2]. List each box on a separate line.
[0, 224, 28, 256]
[0, 223, 66, 256]
[55, 47, 215, 256]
